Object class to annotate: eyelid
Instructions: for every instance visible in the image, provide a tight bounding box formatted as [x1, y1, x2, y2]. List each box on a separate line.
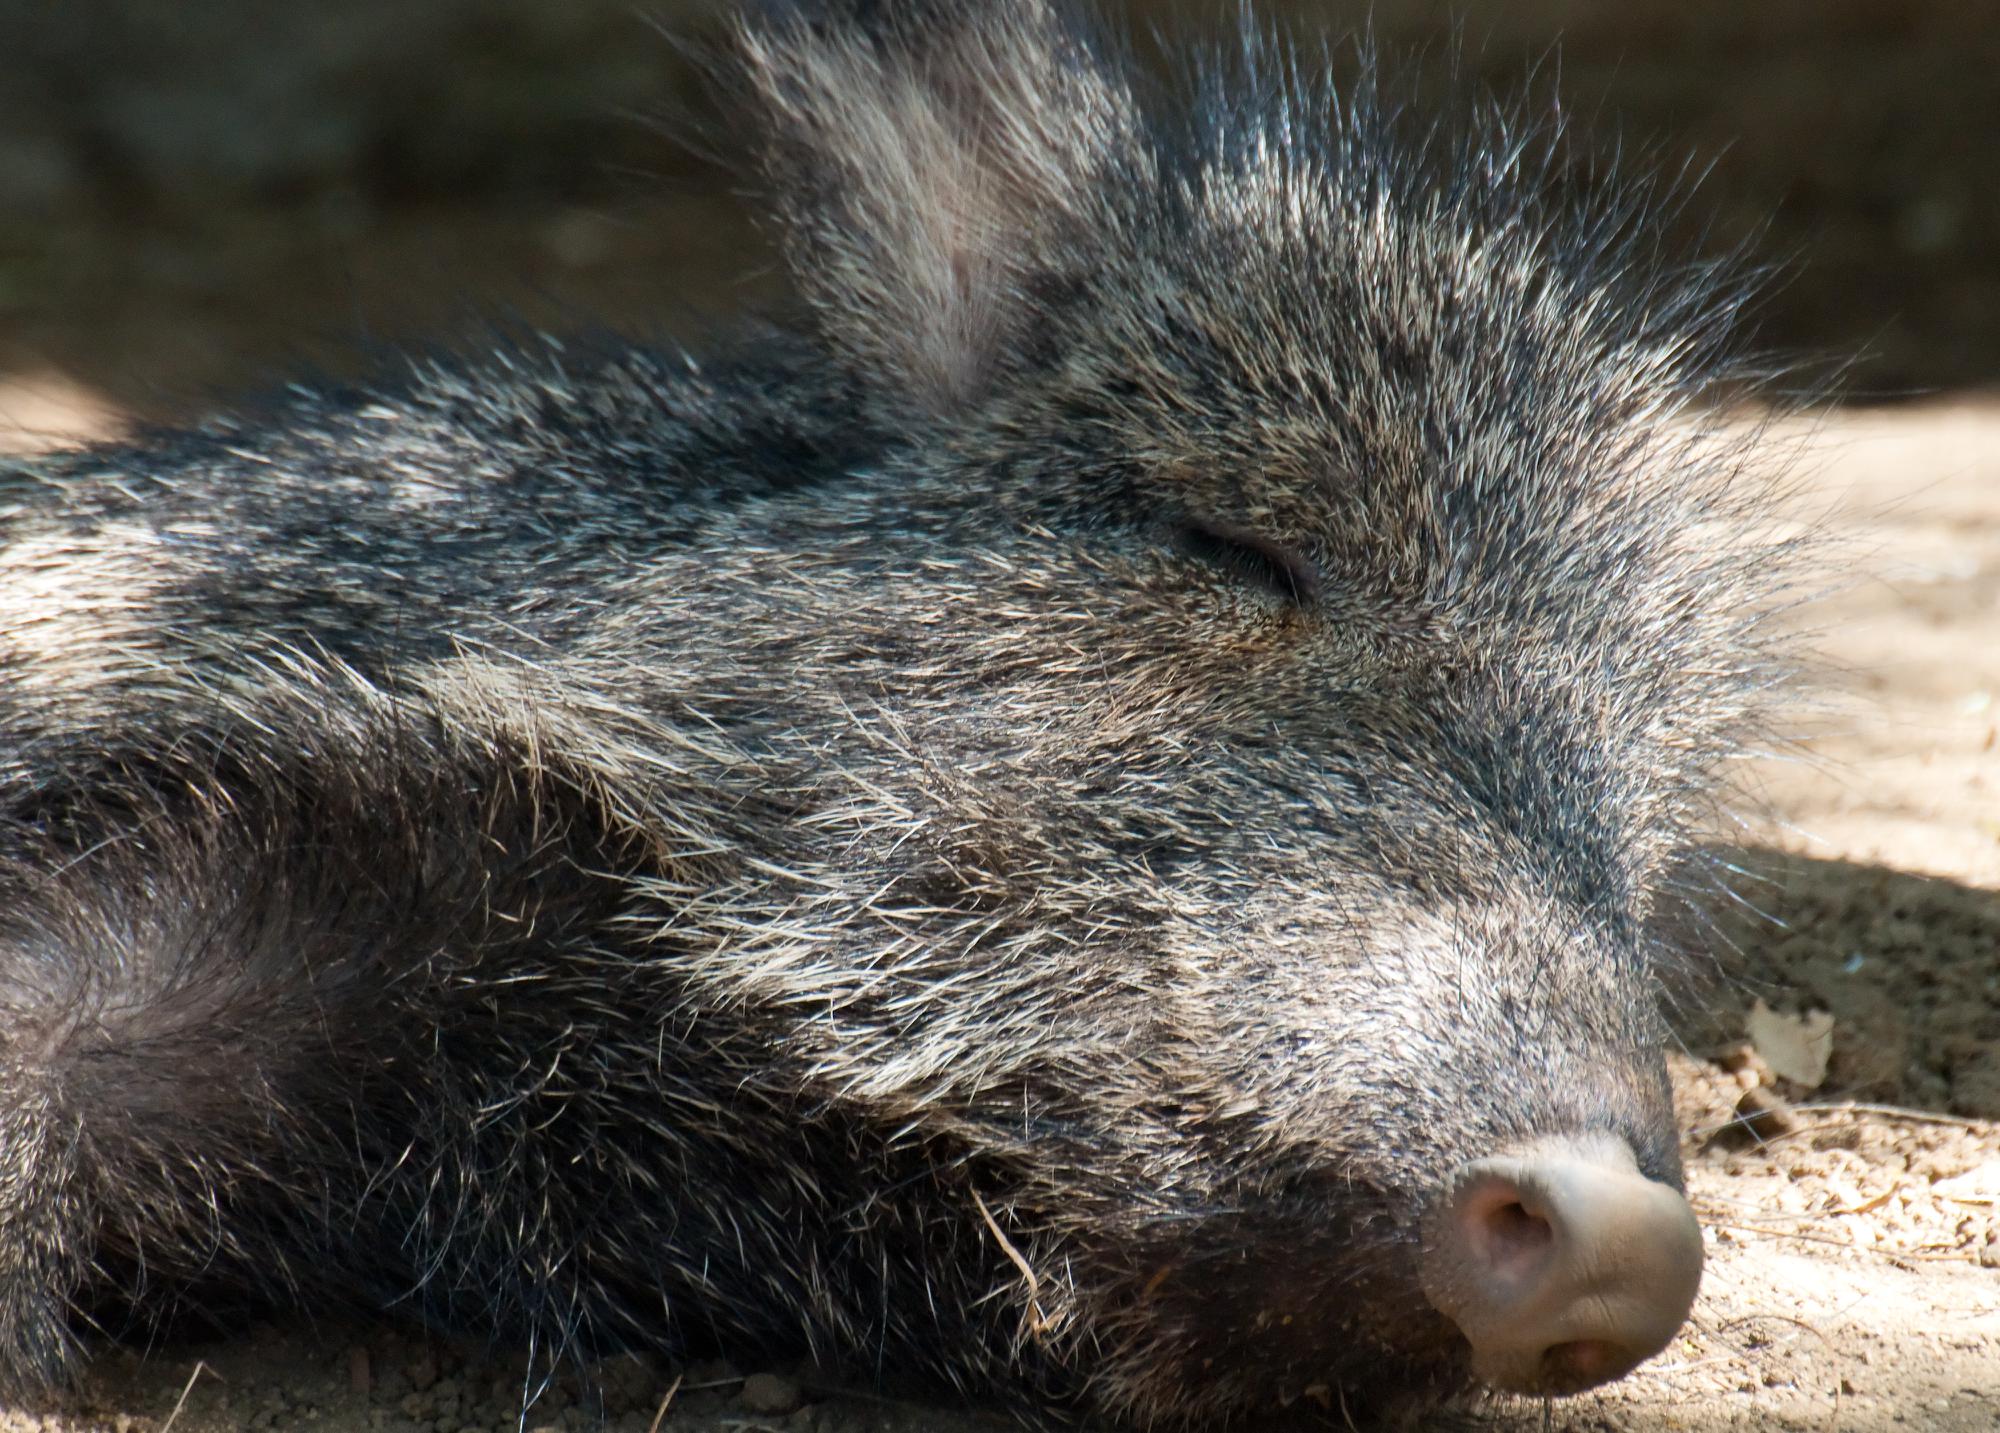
[1178, 517, 1321, 606]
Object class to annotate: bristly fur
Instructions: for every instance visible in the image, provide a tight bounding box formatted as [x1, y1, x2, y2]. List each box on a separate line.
[0, 1, 1806, 1427]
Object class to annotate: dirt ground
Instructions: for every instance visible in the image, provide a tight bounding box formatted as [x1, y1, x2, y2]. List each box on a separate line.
[0, 384, 1996, 1430]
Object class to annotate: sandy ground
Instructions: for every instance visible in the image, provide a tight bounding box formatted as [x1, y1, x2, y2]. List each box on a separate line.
[0, 385, 1994, 1431]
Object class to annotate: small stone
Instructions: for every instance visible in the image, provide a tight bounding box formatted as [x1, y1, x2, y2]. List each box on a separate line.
[593, 1351, 659, 1414]
[1734, 1084, 1799, 1140]
[737, 1371, 804, 1415]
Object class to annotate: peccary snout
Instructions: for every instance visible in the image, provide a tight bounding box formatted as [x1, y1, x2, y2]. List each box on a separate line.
[1421, 1135, 1704, 1395]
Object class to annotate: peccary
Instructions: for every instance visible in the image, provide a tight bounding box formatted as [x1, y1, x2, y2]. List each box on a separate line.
[0, 0, 1801, 1425]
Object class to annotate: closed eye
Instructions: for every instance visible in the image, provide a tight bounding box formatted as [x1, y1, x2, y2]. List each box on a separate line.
[1178, 518, 1320, 606]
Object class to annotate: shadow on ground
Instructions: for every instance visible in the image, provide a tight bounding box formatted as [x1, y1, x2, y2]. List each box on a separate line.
[1684, 847, 2000, 1120]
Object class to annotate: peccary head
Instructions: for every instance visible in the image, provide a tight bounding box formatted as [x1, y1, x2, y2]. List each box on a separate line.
[656, 1, 1794, 1424]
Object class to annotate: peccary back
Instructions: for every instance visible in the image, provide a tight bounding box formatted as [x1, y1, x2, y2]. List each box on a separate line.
[0, 1, 1799, 1424]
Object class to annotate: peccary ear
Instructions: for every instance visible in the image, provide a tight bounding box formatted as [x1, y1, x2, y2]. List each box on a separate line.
[740, 0, 1143, 412]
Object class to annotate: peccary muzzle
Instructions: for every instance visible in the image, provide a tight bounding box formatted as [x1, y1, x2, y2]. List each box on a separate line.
[0, 0, 1797, 1425]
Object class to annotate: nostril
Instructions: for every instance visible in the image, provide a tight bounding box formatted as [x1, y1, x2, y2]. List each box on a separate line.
[1541, 1338, 1620, 1389]
[1475, 1197, 1553, 1279]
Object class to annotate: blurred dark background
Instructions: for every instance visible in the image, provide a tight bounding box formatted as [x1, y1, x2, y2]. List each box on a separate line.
[1, 0, 1995, 432]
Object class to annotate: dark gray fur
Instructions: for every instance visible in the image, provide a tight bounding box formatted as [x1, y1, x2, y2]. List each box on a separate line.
[0, 1, 1800, 1425]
